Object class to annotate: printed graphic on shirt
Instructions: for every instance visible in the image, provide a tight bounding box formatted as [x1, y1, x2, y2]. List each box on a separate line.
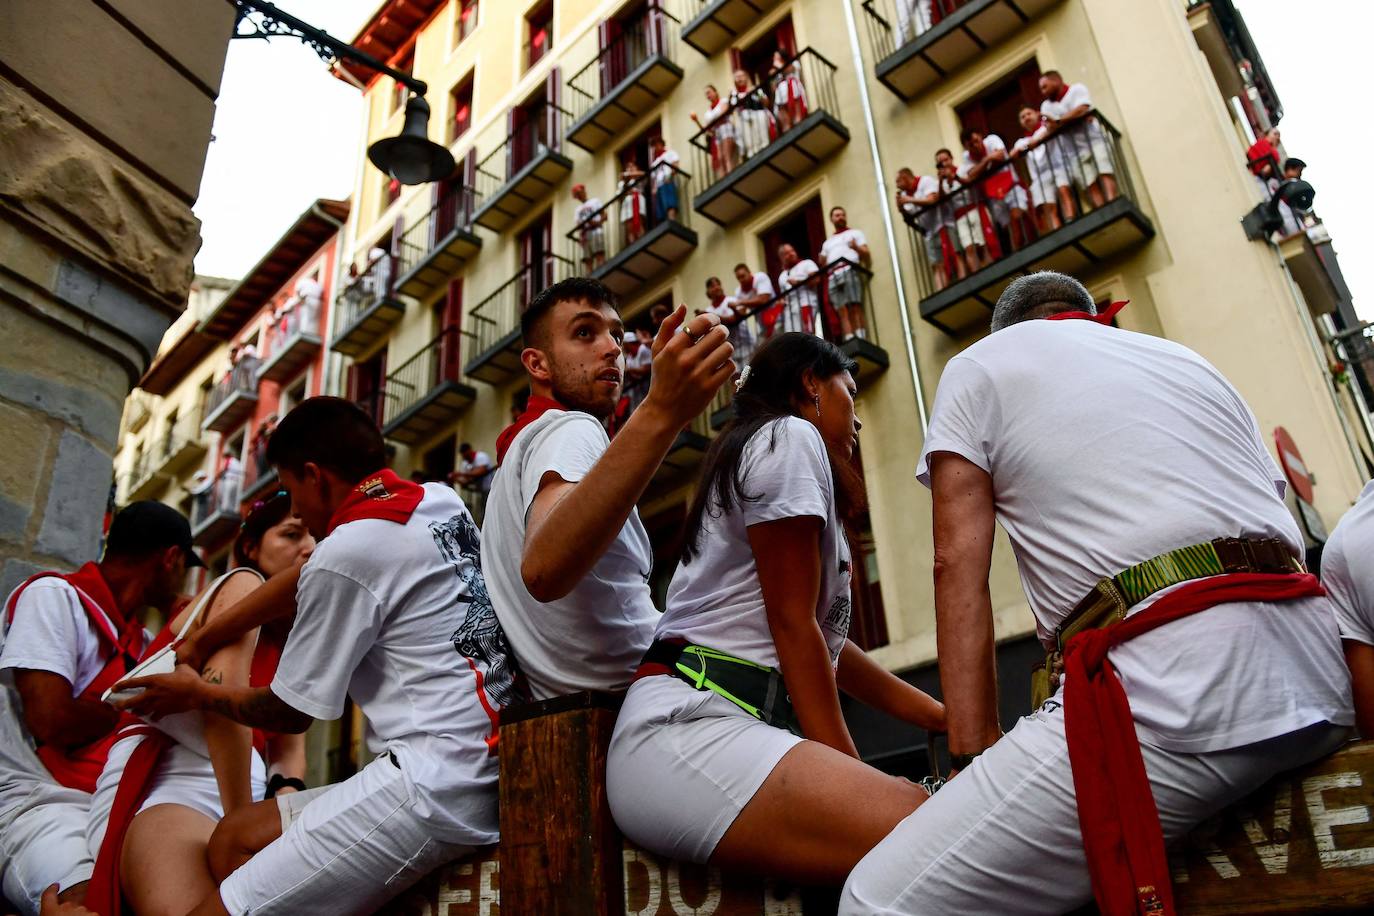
[822, 594, 851, 662]
[431, 514, 523, 708]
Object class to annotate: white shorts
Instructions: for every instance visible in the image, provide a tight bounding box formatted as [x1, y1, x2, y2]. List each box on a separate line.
[87, 734, 268, 859]
[220, 755, 471, 916]
[955, 208, 988, 250]
[606, 676, 802, 864]
[839, 700, 1349, 915]
[1074, 133, 1116, 187]
[0, 787, 92, 915]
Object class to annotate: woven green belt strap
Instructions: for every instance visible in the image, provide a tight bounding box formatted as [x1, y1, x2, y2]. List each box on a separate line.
[1112, 542, 1228, 607]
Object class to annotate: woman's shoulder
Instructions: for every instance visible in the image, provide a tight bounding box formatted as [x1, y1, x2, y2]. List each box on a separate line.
[193, 568, 264, 625]
[744, 416, 825, 465]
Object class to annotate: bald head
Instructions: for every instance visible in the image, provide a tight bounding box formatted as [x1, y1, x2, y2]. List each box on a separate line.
[990, 271, 1096, 332]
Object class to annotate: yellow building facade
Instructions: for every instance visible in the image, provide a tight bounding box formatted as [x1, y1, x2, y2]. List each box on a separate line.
[325, 0, 1370, 761]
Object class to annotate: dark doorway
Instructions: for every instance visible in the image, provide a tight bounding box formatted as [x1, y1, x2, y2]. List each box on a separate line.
[733, 15, 797, 86]
[518, 211, 554, 308]
[758, 195, 826, 285]
[955, 59, 1042, 148]
[615, 118, 662, 173]
[350, 351, 387, 426]
[422, 435, 457, 483]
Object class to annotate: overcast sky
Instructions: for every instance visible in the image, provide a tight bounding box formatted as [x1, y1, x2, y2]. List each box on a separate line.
[192, 0, 1369, 319]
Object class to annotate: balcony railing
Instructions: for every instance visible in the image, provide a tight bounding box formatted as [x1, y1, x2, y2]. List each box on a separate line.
[689, 48, 849, 225]
[463, 253, 578, 385]
[860, 0, 1062, 102]
[331, 253, 406, 358]
[126, 391, 152, 433]
[472, 105, 574, 233]
[380, 325, 478, 445]
[566, 6, 684, 152]
[396, 186, 483, 300]
[615, 375, 713, 487]
[258, 298, 322, 384]
[904, 111, 1154, 334]
[565, 163, 699, 299]
[680, 0, 786, 57]
[154, 411, 207, 477]
[191, 469, 242, 546]
[202, 357, 259, 434]
[124, 450, 169, 503]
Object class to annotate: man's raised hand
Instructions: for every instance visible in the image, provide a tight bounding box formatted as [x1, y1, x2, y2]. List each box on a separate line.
[644, 305, 735, 428]
[110, 664, 205, 720]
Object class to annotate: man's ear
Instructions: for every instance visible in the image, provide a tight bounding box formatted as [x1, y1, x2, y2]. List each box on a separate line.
[521, 347, 553, 384]
[161, 545, 182, 574]
[302, 461, 324, 488]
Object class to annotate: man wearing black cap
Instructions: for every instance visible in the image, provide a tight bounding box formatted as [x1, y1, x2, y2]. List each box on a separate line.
[0, 500, 200, 913]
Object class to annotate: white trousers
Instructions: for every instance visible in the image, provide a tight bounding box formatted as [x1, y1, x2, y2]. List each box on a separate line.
[0, 788, 92, 915]
[839, 700, 1348, 915]
[219, 756, 471, 916]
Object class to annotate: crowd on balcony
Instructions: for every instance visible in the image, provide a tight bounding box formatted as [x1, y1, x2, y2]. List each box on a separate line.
[1246, 126, 1315, 239]
[691, 51, 809, 180]
[265, 274, 323, 354]
[893, 71, 1119, 292]
[571, 135, 684, 271]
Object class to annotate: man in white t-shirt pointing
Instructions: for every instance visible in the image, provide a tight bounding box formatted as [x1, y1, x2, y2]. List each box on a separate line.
[841, 271, 1352, 916]
[483, 277, 733, 700]
[116, 398, 512, 915]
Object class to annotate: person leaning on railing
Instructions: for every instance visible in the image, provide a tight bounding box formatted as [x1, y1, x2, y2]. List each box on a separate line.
[691, 85, 738, 178]
[767, 51, 808, 133]
[647, 136, 681, 222]
[895, 167, 954, 293]
[818, 206, 871, 341]
[1038, 70, 1117, 209]
[571, 184, 606, 271]
[1010, 105, 1072, 235]
[617, 160, 648, 245]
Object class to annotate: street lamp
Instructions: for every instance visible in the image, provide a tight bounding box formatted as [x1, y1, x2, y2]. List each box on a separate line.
[232, 0, 455, 185]
[1242, 178, 1316, 241]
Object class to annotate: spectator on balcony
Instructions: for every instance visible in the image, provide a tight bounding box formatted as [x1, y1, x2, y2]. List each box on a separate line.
[622, 330, 654, 417]
[960, 128, 1030, 252]
[776, 243, 822, 335]
[649, 301, 673, 330]
[366, 244, 392, 299]
[1039, 70, 1117, 208]
[935, 149, 974, 282]
[691, 85, 739, 177]
[448, 443, 494, 527]
[730, 70, 775, 162]
[217, 453, 243, 514]
[896, 166, 955, 292]
[648, 136, 681, 223]
[1011, 105, 1072, 235]
[1247, 127, 1282, 181]
[189, 470, 213, 523]
[1276, 157, 1309, 237]
[819, 207, 872, 341]
[250, 420, 272, 480]
[294, 273, 323, 327]
[893, 0, 934, 43]
[768, 51, 808, 133]
[618, 160, 648, 245]
[733, 264, 775, 356]
[572, 184, 606, 271]
[706, 275, 754, 370]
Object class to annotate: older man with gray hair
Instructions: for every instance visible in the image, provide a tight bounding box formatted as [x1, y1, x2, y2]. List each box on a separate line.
[841, 271, 1352, 915]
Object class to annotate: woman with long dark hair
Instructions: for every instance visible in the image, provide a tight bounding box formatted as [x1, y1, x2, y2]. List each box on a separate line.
[86, 492, 312, 915]
[607, 333, 945, 884]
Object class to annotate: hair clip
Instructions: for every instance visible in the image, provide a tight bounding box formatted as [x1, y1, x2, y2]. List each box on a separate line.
[734, 365, 752, 394]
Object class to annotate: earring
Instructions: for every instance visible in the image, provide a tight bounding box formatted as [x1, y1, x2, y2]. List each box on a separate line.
[813, 395, 821, 418]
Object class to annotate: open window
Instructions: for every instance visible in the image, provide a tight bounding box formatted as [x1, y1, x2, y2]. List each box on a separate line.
[455, 0, 479, 45]
[450, 74, 474, 144]
[954, 59, 1042, 151]
[518, 211, 555, 308]
[758, 195, 826, 287]
[526, 1, 553, 70]
[350, 351, 388, 427]
[731, 15, 796, 86]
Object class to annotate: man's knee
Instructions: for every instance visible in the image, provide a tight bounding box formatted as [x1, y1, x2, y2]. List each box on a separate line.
[207, 801, 281, 883]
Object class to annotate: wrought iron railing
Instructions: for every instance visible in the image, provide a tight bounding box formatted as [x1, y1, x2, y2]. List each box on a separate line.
[464, 254, 577, 368]
[397, 185, 481, 281]
[565, 162, 697, 272]
[900, 110, 1138, 300]
[688, 47, 839, 186]
[861, 0, 974, 59]
[333, 253, 396, 341]
[261, 297, 321, 365]
[190, 468, 242, 532]
[205, 356, 259, 420]
[567, 6, 681, 122]
[381, 325, 465, 428]
[613, 373, 712, 440]
[474, 104, 571, 197]
[147, 411, 203, 473]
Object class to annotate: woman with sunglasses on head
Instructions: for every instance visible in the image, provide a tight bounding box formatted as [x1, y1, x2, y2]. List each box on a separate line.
[85, 492, 314, 915]
[607, 333, 946, 886]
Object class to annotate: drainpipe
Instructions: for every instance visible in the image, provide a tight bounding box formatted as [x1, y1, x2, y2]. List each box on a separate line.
[840, 0, 929, 431]
[309, 201, 348, 400]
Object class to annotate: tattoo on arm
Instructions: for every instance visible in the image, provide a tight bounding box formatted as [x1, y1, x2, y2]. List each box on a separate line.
[202, 686, 311, 734]
[202, 667, 224, 686]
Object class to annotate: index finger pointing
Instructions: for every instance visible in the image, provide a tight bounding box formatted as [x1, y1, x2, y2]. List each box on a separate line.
[652, 305, 686, 357]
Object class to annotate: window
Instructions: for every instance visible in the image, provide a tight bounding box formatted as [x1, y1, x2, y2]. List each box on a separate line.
[391, 48, 414, 115]
[422, 435, 457, 483]
[383, 174, 401, 210]
[280, 375, 308, 417]
[526, 1, 553, 70]
[450, 74, 474, 144]
[456, 0, 478, 45]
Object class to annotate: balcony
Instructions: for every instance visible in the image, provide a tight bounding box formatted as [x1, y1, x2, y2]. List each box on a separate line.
[860, 0, 1061, 102]
[690, 49, 849, 226]
[472, 106, 574, 233]
[151, 412, 208, 478]
[463, 254, 578, 386]
[331, 254, 406, 358]
[126, 391, 152, 434]
[257, 300, 322, 385]
[907, 112, 1154, 334]
[240, 456, 279, 504]
[202, 358, 259, 435]
[191, 470, 242, 547]
[124, 452, 170, 503]
[613, 377, 713, 489]
[680, 0, 786, 57]
[566, 164, 699, 299]
[396, 186, 483, 301]
[380, 326, 478, 446]
[566, 7, 684, 153]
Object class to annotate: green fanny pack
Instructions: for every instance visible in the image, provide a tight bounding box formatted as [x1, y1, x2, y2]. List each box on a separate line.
[637, 639, 804, 737]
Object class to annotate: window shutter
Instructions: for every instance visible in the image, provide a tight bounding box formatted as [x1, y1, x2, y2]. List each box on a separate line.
[546, 67, 562, 152]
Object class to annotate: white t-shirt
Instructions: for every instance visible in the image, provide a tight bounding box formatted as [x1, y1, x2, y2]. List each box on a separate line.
[1041, 82, 1106, 151]
[481, 412, 659, 699]
[624, 343, 653, 377]
[778, 259, 822, 319]
[271, 485, 505, 844]
[294, 276, 323, 305]
[649, 149, 680, 189]
[901, 175, 943, 233]
[1325, 480, 1374, 646]
[459, 451, 494, 494]
[575, 198, 603, 232]
[959, 133, 1008, 175]
[714, 295, 757, 353]
[1013, 125, 1070, 194]
[820, 228, 867, 273]
[660, 417, 852, 666]
[916, 319, 1352, 752]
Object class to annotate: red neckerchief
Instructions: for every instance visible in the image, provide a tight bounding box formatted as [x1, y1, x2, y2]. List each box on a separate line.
[1052, 83, 1070, 103]
[496, 396, 567, 463]
[325, 469, 424, 535]
[1046, 300, 1129, 325]
[1063, 571, 1323, 916]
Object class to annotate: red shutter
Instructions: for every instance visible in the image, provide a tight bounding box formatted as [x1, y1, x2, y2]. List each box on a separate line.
[506, 107, 518, 178]
[775, 20, 797, 58]
[441, 279, 463, 381]
[546, 67, 562, 152]
[728, 47, 743, 72]
[598, 20, 612, 96]
[345, 363, 359, 400]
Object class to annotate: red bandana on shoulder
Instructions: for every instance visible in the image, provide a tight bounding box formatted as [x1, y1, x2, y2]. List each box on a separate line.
[496, 396, 567, 463]
[1046, 300, 1129, 325]
[326, 469, 424, 535]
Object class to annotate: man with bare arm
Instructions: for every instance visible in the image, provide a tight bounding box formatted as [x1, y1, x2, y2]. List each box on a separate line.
[483, 277, 733, 700]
